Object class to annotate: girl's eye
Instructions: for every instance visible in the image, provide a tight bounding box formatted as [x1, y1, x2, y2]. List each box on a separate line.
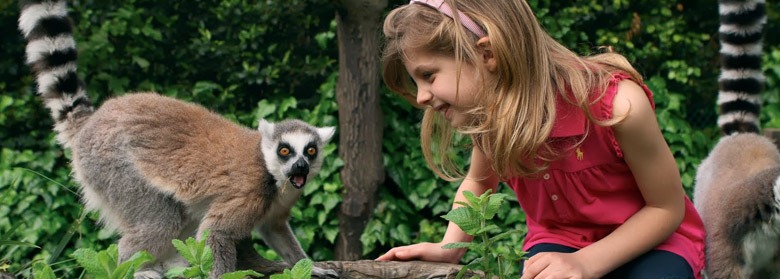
[422, 72, 433, 81]
[307, 147, 317, 156]
[278, 148, 290, 156]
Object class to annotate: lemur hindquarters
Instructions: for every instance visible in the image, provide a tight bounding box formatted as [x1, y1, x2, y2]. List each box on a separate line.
[17, 1, 338, 278]
[693, 0, 778, 278]
[694, 134, 780, 278]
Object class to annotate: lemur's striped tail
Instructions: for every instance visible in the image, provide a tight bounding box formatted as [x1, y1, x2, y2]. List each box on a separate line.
[717, 0, 766, 135]
[18, 0, 93, 148]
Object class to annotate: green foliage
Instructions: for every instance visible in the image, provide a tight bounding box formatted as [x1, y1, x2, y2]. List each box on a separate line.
[268, 258, 313, 279]
[0, 148, 106, 278]
[167, 232, 214, 278]
[166, 231, 262, 279]
[71, 244, 153, 279]
[2, 0, 779, 276]
[1, 0, 339, 275]
[761, 47, 780, 129]
[442, 190, 525, 278]
[31, 262, 56, 279]
[29, 233, 264, 279]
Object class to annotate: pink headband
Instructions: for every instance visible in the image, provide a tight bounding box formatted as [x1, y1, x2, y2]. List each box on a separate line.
[409, 0, 487, 37]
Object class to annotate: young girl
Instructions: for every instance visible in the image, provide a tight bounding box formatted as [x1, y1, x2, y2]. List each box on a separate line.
[374, 1, 705, 278]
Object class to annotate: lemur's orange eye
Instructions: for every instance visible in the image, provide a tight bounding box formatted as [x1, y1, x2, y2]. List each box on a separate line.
[278, 147, 290, 156]
[307, 147, 317, 156]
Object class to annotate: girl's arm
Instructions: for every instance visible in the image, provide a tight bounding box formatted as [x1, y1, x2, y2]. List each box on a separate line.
[523, 79, 686, 278]
[376, 146, 499, 263]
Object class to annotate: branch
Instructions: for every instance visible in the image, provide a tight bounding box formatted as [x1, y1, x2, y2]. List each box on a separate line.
[238, 258, 482, 278]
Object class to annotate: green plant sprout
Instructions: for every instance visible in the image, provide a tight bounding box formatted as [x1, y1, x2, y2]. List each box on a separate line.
[31, 262, 55, 279]
[70, 244, 153, 279]
[25, 228, 318, 279]
[269, 258, 315, 279]
[166, 230, 262, 279]
[442, 190, 526, 279]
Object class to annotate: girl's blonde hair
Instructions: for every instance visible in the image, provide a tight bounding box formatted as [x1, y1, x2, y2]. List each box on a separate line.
[382, 0, 642, 181]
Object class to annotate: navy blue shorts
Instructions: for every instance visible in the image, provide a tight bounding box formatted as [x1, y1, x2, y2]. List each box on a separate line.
[522, 243, 695, 279]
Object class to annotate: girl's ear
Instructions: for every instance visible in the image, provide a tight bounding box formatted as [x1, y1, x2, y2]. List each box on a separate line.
[477, 37, 497, 73]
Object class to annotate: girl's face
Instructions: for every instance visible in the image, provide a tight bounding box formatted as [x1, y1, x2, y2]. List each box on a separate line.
[403, 49, 481, 127]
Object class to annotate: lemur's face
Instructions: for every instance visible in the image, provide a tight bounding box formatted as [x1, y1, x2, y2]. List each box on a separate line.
[259, 119, 335, 189]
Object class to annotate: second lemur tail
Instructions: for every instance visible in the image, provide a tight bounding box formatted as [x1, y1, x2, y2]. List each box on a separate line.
[717, 0, 767, 135]
[18, 0, 93, 148]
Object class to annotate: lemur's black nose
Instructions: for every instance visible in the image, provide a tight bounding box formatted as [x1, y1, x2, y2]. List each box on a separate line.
[292, 157, 309, 175]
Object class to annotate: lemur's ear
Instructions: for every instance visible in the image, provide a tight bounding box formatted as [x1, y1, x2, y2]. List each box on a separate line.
[317, 126, 336, 143]
[258, 119, 274, 139]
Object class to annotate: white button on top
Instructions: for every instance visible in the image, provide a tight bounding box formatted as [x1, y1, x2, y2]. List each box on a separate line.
[543, 173, 550, 180]
[551, 194, 559, 201]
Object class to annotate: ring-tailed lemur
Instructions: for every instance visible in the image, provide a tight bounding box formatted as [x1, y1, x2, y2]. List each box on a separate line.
[693, 0, 780, 278]
[17, 1, 339, 278]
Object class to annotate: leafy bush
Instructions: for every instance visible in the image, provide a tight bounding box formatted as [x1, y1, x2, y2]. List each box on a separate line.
[1, 0, 339, 276]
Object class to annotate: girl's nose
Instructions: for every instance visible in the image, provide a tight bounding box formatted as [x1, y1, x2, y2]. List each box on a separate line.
[416, 88, 432, 106]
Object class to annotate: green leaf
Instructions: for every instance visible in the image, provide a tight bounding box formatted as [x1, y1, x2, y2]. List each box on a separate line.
[475, 224, 500, 235]
[98, 248, 118, 276]
[172, 239, 196, 264]
[477, 189, 493, 200]
[111, 251, 154, 279]
[453, 201, 471, 208]
[0, 240, 39, 248]
[72, 248, 109, 278]
[484, 193, 508, 219]
[221, 270, 263, 279]
[192, 81, 223, 96]
[256, 99, 277, 120]
[488, 229, 524, 243]
[442, 242, 473, 250]
[270, 270, 292, 279]
[441, 207, 481, 235]
[183, 266, 204, 278]
[290, 258, 313, 279]
[132, 56, 150, 69]
[454, 264, 471, 279]
[32, 262, 56, 279]
[200, 245, 214, 275]
[464, 258, 483, 270]
[462, 191, 481, 209]
[165, 266, 188, 278]
[277, 97, 298, 116]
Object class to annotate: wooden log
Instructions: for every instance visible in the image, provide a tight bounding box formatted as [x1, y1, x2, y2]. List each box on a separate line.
[235, 239, 483, 278]
[0, 254, 481, 278]
[238, 258, 483, 279]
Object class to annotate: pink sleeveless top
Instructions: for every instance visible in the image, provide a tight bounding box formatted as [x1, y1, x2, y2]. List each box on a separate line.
[506, 73, 705, 278]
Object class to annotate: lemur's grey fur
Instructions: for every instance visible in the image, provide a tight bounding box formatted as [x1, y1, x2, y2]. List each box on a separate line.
[17, 1, 338, 278]
[694, 0, 779, 278]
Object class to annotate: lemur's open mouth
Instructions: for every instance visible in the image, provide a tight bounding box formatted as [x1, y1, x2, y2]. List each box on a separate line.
[289, 175, 307, 189]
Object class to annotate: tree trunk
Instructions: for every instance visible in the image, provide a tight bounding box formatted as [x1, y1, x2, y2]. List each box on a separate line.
[333, 0, 388, 261]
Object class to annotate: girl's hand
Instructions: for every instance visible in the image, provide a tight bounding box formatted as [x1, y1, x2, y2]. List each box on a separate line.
[374, 242, 463, 263]
[521, 252, 595, 279]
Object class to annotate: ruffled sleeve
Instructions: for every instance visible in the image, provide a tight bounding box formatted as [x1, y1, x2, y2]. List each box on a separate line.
[599, 72, 655, 158]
